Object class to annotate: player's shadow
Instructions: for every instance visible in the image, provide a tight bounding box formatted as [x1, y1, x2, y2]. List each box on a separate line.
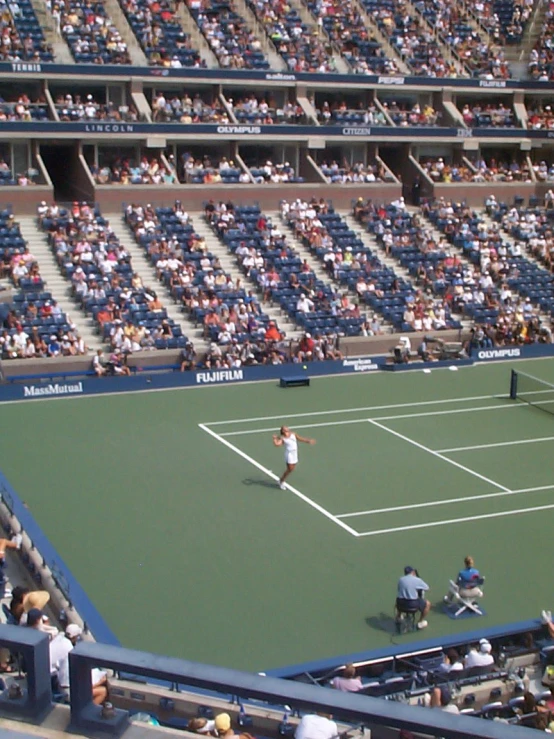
[243, 477, 280, 490]
[365, 613, 398, 635]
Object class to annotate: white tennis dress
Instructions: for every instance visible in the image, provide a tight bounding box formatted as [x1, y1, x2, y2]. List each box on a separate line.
[283, 433, 298, 465]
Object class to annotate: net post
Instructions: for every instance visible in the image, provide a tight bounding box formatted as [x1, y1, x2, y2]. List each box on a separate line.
[510, 369, 518, 400]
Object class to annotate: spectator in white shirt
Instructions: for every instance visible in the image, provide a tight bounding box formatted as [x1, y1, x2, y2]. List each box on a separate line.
[464, 639, 495, 669]
[296, 295, 314, 313]
[295, 713, 339, 739]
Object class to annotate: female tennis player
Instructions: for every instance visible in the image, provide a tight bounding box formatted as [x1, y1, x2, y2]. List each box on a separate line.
[272, 426, 316, 489]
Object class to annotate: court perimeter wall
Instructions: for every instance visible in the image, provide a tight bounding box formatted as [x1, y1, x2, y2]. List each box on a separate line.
[0, 342, 553, 402]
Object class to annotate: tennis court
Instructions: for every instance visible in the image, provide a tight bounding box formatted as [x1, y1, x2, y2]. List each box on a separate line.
[1, 358, 553, 671]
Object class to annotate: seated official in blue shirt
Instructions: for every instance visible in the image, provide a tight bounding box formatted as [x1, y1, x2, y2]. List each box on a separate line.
[396, 566, 431, 630]
[444, 555, 484, 604]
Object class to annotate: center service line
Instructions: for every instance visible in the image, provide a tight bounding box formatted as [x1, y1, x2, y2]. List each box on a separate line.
[198, 423, 359, 537]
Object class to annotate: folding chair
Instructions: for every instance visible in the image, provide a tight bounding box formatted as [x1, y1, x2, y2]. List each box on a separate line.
[444, 579, 484, 618]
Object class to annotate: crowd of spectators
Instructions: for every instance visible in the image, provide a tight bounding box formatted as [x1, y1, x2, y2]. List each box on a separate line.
[179, 153, 248, 184]
[187, 0, 268, 69]
[208, 198, 364, 338]
[352, 198, 461, 331]
[368, 0, 455, 77]
[307, 0, 400, 75]
[91, 155, 178, 185]
[528, 1, 554, 81]
[420, 158, 476, 183]
[527, 105, 554, 131]
[246, 0, 335, 73]
[120, 0, 203, 68]
[460, 101, 515, 127]
[126, 201, 287, 355]
[38, 200, 184, 352]
[54, 93, 139, 122]
[532, 160, 554, 181]
[228, 95, 305, 124]
[473, 0, 532, 45]
[246, 160, 302, 184]
[419, 196, 552, 343]
[58, 0, 131, 64]
[151, 91, 229, 123]
[318, 160, 391, 183]
[0, 92, 48, 122]
[471, 157, 533, 182]
[413, 0, 510, 79]
[0, 209, 88, 360]
[0, 0, 53, 61]
[495, 200, 554, 277]
[316, 100, 388, 125]
[382, 100, 439, 125]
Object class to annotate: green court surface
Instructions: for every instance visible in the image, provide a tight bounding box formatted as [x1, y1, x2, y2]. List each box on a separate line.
[2, 359, 554, 672]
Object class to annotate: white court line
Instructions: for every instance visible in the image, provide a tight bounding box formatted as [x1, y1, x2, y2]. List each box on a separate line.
[217, 400, 521, 437]
[205, 393, 503, 427]
[367, 419, 511, 493]
[437, 436, 554, 453]
[337, 483, 554, 519]
[198, 423, 359, 537]
[356, 503, 554, 538]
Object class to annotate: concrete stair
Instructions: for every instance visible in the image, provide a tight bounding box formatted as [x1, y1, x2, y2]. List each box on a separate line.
[273, 210, 371, 322]
[191, 214, 302, 339]
[286, 0, 351, 73]
[231, 0, 287, 70]
[103, 0, 149, 66]
[109, 215, 207, 350]
[175, 4, 219, 68]
[28, 0, 74, 63]
[344, 210, 469, 327]
[16, 216, 100, 351]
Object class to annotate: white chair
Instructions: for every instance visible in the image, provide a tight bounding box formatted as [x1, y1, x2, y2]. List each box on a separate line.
[444, 579, 484, 618]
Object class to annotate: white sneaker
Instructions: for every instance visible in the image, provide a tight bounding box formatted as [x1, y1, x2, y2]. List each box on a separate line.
[541, 610, 552, 624]
[417, 620, 428, 630]
[279, 482, 286, 490]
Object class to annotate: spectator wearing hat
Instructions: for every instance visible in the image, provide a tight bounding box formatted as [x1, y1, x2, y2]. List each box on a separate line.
[214, 713, 235, 738]
[52, 624, 109, 704]
[396, 566, 431, 630]
[180, 342, 197, 371]
[47, 334, 61, 357]
[331, 663, 363, 692]
[464, 639, 495, 669]
[20, 590, 51, 624]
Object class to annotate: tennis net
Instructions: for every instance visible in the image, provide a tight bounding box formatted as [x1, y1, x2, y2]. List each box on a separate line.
[510, 370, 554, 416]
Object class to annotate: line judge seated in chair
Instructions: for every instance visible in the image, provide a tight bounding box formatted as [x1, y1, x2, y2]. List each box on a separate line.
[396, 566, 431, 630]
[444, 556, 484, 605]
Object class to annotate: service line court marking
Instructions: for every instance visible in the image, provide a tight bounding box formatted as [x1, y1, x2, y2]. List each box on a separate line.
[199, 423, 360, 537]
[202, 401, 554, 538]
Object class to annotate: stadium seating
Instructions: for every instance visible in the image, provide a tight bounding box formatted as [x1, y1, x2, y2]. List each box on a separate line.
[208, 201, 367, 337]
[0, 94, 48, 122]
[38, 202, 185, 350]
[54, 93, 139, 122]
[229, 95, 306, 124]
[151, 91, 229, 123]
[490, 201, 554, 318]
[421, 197, 549, 332]
[0, 0, 53, 61]
[60, 0, 131, 63]
[245, 0, 335, 72]
[0, 209, 87, 359]
[352, 200, 462, 330]
[118, 0, 203, 67]
[282, 199, 417, 333]
[316, 99, 389, 125]
[306, 0, 399, 75]
[529, 3, 554, 81]
[318, 160, 392, 183]
[460, 101, 515, 127]
[186, 0, 269, 69]
[126, 202, 279, 347]
[91, 154, 178, 185]
[413, 0, 510, 78]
